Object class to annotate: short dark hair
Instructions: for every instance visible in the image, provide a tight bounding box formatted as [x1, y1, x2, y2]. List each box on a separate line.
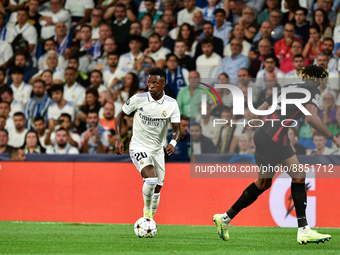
[33, 79, 46, 87]
[44, 38, 56, 46]
[33, 116, 45, 123]
[293, 54, 304, 61]
[0, 128, 8, 136]
[88, 109, 99, 115]
[60, 113, 72, 122]
[148, 32, 161, 41]
[56, 127, 68, 134]
[181, 115, 190, 121]
[65, 67, 77, 73]
[295, 7, 308, 16]
[149, 67, 166, 80]
[107, 52, 119, 58]
[142, 13, 154, 23]
[190, 122, 201, 130]
[68, 56, 79, 63]
[50, 84, 64, 93]
[0, 86, 13, 95]
[310, 25, 321, 33]
[115, 2, 127, 10]
[13, 112, 25, 118]
[0, 101, 10, 108]
[214, 8, 226, 16]
[323, 37, 334, 45]
[15, 53, 27, 60]
[91, 70, 103, 78]
[264, 53, 277, 62]
[166, 53, 178, 62]
[11, 66, 25, 75]
[86, 87, 99, 98]
[80, 24, 92, 31]
[200, 37, 214, 46]
[0, 67, 5, 76]
[203, 21, 214, 28]
[17, 8, 28, 15]
[129, 34, 143, 44]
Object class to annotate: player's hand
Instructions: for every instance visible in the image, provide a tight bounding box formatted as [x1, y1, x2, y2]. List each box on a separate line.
[115, 138, 124, 155]
[166, 144, 175, 156]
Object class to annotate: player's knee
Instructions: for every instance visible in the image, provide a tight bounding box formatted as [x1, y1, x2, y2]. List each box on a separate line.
[144, 177, 158, 186]
[255, 179, 272, 191]
[141, 165, 157, 178]
[292, 177, 305, 184]
[154, 185, 162, 193]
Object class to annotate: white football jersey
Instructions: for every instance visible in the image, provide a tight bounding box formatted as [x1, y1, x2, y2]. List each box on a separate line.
[122, 92, 180, 153]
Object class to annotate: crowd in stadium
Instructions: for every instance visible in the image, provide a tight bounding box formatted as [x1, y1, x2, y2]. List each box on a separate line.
[0, 0, 340, 160]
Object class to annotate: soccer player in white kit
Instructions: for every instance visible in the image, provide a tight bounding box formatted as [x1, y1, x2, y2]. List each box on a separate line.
[115, 68, 181, 218]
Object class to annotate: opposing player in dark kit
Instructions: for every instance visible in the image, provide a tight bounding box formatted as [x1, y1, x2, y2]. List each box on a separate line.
[213, 65, 340, 244]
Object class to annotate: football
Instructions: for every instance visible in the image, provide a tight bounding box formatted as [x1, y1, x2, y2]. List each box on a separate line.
[134, 217, 157, 238]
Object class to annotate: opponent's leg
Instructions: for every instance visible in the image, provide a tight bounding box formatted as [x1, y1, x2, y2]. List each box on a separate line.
[213, 170, 275, 241]
[151, 185, 162, 217]
[141, 165, 158, 218]
[282, 155, 331, 244]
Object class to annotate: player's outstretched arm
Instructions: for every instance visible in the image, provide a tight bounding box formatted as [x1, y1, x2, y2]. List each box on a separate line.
[166, 123, 181, 156]
[115, 110, 127, 155]
[305, 104, 340, 146]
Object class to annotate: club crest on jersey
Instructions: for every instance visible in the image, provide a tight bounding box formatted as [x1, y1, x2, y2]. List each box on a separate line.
[140, 160, 144, 165]
[162, 111, 167, 117]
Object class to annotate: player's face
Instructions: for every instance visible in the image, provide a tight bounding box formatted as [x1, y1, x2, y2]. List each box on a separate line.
[0, 131, 8, 146]
[26, 132, 38, 147]
[316, 56, 328, 68]
[180, 119, 189, 135]
[293, 57, 305, 71]
[189, 125, 201, 141]
[55, 131, 68, 147]
[34, 120, 46, 135]
[313, 135, 327, 149]
[148, 75, 165, 99]
[14, 116, 25, 130]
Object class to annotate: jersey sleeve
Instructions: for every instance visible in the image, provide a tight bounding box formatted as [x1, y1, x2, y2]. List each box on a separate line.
[122, 95, 138, 115]
[170, 102, 181, 123]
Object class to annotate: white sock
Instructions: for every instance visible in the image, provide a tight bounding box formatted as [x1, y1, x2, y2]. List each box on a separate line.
[142, 182, 156, 211]
[151, 193, 161, 216]
[298, 225, 311, 234]
[222, 212, 231, 224]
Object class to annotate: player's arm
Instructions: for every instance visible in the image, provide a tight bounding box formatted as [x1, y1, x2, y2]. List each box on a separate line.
[166, 123, 181, 156]
[115, 109, 128, 155]
[305, 104, 340, 146]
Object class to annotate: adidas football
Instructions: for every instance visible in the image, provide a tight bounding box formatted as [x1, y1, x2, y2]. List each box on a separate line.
[134, 217, 157, 238]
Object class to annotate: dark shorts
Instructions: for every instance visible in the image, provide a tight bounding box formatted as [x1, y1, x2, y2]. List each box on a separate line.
[253, 128, 295, 168]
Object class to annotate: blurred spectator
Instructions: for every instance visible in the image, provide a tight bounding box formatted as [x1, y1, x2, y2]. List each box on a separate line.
[9, 66, 33, 106]
[89, 7, 104, 40]
[312, 37, 337, 70]
[196, 102, 218, 140]
[141, 13, 154, 38]
[0, 102, 14, 132]
[0, 115, 6, 129]
[6, 9, 37, 55]
[66, 56, 91, 88]
[190, 122, 216, 154]
[46, 127, 79, 154]
[268, 9, 284, 41]
[53, 22, 71, 59]
[256, 54, 284, 89]
[0, 12, 7, 41]
[165, 53, 189, 95]
[319, 93, 337, 126]
[100, 102, 116, 132]
[89, 70, 107, 93]
[0, 68, 5, 88]
[39, 0, 71, 40]
[46, 113, 81, 148]
[118, 35, 143, 74]
[280, 40, 309, 74]
[223, 24, 251, 57]
[192, 10, 205, 36]
[154, 19, 174, 52]
[177, 0, 200, 26]
[228, 0, 246, 25]
[213, 9, 233, 47]
[90, 37, 118, 73]
[174, 39, 196, 71]
[80, 110, 109, 153]
[90, 24, 113, 62]
[138, 0, 163, 26]
[65, 0, 94, 29]
[110, 3, 133, 50]
[194, 21, 224, 59]
[0, 86, 24, 118]
[123, 21, 149, 53]
[0, 40, 13, 68]
[10, 147, 26, 161]
[237, 133, 252, 154]
[218, 38, 251, 85]
[141, 33, 171, 68]
[25, 79, 53, 129]
[316, 52, 339, 95]
[8, 112, 28, 148]
[161, 9, 176, 32]
[41, 70, 53, 90]
[294, 7, 310, 45]
[109, 117, 131, 154]
[329, 108, 340, 135]
[113, 72, 139, 110]
[177, 70, 204, 119]
[0, 129, 14, 153]
[78, 24, 92, 55]
[319, 0, 337, 27]
[48, 85, 76, 127]
[285, 54, 305, 82]
[7, 53, 36, 85]
[302, 25, 323, 64]
[248, 39, 271, 77]
[288, 127, 306, 155]
[250, 22, 275, 61]
[274, 22, 302, 64]
[38, 39, 65, 70]
[167, 115, 190, 161]
[239, 6, 260, 42]
[98, 90, 114, 118]
[177, 23, 197, 58]
[63, 67, 86, 109]
[281, 0, 300, 25]
[33, 116, 48, 149]
[196, 37, 221, 79]
[202, 0, 220, 25]
[257, 0, 280, 24]
[103, 52, 126, 90]
[22, 130, 45, 153]
[213, 107, 235, 153]
[258, 73, 280, 104]
[137, 56, 155, 90]
[312, 9, 332, 41]
[307, 131, 337, 155]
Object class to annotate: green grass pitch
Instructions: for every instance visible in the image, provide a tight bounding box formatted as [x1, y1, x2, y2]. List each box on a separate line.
[0, 221, 338, 254]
